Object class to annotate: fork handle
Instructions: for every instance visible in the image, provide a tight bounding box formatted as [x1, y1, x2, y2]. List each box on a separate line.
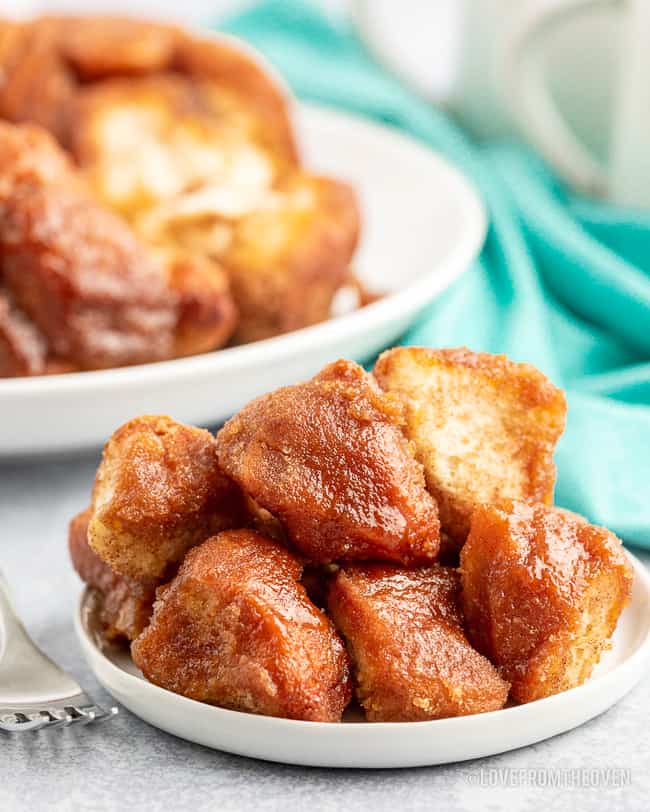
[0, 571, 81, 704]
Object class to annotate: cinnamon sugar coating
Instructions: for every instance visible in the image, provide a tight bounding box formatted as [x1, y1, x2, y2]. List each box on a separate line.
[0, 120, 73, 196]
[374, 346, 567, 552]
[0, 289, 47, 377]
[67, 73, 279, 218]
[0, 122, 236, 371]
[328, 564, 509, 721]
[217, 359, 440, 564]
[167, 253, 237, 357]
[0, 19, 76, 142]
[0, 123, 178, 370]
[69, 508, 155, 642]
[131, 530, 351, 721]
[222, 174, 360, 343]
[89, 416, 247, 580]
[61, 18, 178, 80]
[173, 31, 297, 163]
[460, 500, 633, 703]
[0, 181, 178, 369]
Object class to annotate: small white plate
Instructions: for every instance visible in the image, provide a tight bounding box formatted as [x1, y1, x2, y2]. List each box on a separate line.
[75, 552, 650, 769]
[0, 103, 486, 457]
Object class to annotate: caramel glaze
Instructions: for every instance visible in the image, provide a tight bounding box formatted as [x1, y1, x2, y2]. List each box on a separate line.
[89, 415, 248, 581]
[1, 183, 178, 369]
[0, 122, 179, 370]
[374, 346, 567, 554]
[0, 288, 47, 376]
[328, 563, 509, 721]
[460, 500, 633, 702]
[216, 359, 441, 565]
[132, 530, 352, 722]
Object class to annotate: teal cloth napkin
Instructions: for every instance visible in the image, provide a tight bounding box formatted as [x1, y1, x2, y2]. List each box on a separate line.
[221, 1, 650, 549]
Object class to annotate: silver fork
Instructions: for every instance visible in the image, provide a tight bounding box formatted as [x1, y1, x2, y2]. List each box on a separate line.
[0, 570, 117, 732]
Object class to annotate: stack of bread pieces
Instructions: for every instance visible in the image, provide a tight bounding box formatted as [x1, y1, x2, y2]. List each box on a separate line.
[0, 16, 359, 376]
[70, 347, 633, 722]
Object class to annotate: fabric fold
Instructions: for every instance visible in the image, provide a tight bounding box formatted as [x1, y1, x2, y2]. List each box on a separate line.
[222, 0, 650, 548]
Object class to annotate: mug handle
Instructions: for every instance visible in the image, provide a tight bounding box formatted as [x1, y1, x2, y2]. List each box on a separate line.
[500, 0, 617, 195]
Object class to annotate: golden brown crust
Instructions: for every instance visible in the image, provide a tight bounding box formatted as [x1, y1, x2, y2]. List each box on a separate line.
[135, 166, 359, 344]
[374, 347, 567, 551]
[60, 17, 178, 80]
[167, 253, 237, 356]
[0, 122, 181, 370]
[131, 530, 351, 721]
[0, 20, 24, 74]
[328, 564, 509, 721]
[460, 500, 633, 703]
[224, 174, 360, 343]
[69, 508, 155, 641]
[174, 32, 298, 163]
[0, 289, 47, 377]
[68, 74, 274, 218]
[0, 19, 76, 142]
[89, 415, 247, 580]
[0, 120, 236, 362]
[0, 180, 178, 369]
[216, 359, 440, 564]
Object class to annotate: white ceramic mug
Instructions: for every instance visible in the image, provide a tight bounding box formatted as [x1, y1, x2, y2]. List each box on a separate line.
[353, 0, 521, 138]
[355, 0, 649, 205]
[502, 0, 650, 206]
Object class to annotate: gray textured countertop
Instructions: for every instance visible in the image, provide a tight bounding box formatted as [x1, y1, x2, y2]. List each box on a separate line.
[1, 452, 649, 812]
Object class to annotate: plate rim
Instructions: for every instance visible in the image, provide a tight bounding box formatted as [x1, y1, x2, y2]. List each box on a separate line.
[74, 549, 650, 737]
[0, 102, 487, 398]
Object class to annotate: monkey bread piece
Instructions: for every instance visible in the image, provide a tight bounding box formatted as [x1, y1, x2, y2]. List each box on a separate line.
[0, 290, 47, 377]
[131, 530, 352, 722]
[222, 174, 360, 343]
[460, 501, 633, 704]
[174, 31, 298, 164]
[0, 123, 181, 370]
[69, 75, 278, 220]
[88, 416, 247, 581]
[373, 347, 567, 552]
[69, 508, 155, 642]
[60, 17, 178, 80]
[136, 167, 359, 344]
[0, 20, 23, 73]
[217, 359, 440, 565]
[0, 18, 76, 142]
[0, 182, 178, 370]
[327, 564, 509, 722]
[166, 252, 237, 357]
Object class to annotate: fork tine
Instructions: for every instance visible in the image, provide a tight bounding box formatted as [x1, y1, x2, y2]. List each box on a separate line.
[95, 706, 119, 723]
[1, 573, 118, 732]
[0, 713, 49, 732]
[46, 709, 75, 729]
